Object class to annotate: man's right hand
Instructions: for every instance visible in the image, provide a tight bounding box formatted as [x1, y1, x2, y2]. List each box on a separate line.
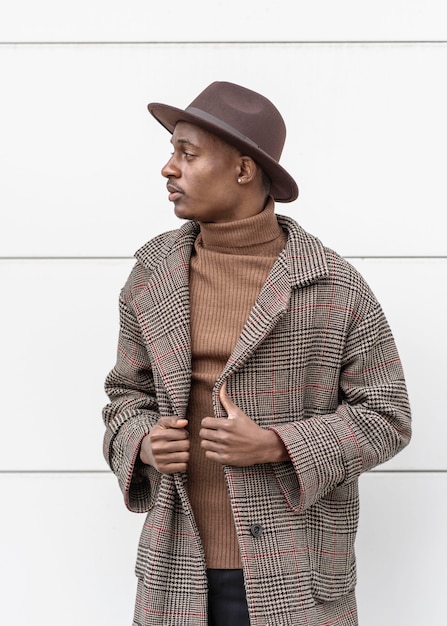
[139, 416, 190, 474]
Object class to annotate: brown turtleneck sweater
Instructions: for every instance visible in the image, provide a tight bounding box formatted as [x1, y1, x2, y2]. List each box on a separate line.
[186, 201, 287, 569]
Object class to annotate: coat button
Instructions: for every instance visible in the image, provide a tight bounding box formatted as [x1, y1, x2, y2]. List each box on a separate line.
[250, 523, 264, 538]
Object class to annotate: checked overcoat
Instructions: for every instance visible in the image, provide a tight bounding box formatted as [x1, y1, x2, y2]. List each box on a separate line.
[103, 213, 411, 626]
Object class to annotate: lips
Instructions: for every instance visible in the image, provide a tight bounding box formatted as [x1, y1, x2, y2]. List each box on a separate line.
[166, 182, 184, 202]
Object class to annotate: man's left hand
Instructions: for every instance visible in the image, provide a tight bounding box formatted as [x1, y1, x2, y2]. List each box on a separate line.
[199, 382, 290, 466]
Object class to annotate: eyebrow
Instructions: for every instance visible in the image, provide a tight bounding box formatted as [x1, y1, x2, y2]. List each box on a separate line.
[171, 137, 199, 149]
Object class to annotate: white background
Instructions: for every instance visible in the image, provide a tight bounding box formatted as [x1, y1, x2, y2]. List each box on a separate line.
[1, 2, 446, 624]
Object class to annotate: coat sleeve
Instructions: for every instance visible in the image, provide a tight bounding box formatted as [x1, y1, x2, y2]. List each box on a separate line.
[102, 285, 162, 513]
[269, 300, 412, 514]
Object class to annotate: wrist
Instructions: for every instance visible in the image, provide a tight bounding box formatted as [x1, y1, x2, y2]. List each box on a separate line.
[139, 433, 154, 467]
[262, 428, 290, 463]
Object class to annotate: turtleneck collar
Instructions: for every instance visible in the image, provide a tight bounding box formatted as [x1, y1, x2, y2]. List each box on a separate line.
[196, 198, 285, 255]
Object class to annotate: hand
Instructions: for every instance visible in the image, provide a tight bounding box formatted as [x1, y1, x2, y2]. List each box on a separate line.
[140, 416, 189, 474]
[199, 382, 289, 466]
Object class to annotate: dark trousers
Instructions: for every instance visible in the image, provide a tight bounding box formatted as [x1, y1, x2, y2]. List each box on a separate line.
[207, 569, 250, 626]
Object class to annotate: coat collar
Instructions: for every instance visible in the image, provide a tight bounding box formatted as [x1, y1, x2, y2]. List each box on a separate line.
[135, 214, 329, 289]
[277, 214, 329, 287]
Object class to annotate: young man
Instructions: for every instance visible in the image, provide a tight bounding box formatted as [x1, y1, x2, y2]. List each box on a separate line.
[103, 82, 411, 626]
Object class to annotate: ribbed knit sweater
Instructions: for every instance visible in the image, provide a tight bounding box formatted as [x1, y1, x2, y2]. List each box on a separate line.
[186, 201, 287, 569]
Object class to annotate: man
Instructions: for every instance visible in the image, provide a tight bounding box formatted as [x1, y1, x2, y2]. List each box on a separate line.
[103, 81, 411, 626]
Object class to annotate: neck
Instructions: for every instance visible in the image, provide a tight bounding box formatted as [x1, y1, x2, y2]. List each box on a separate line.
[197, 198, 285, 255]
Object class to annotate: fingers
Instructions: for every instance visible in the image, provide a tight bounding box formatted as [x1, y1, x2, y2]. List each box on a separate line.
[201, 383, 266, 466]
[200, 384, 239, 463]
[157, 415, 188, 430]
[143, 383, 241, 471]
[140, 416, 190, 474]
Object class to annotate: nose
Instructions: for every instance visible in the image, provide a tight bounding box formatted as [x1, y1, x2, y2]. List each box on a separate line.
[161, 154, 181, 179]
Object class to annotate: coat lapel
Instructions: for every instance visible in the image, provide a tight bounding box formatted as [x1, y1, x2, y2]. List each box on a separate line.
[220, 252, 291, 380]
[219, 214, 329, 382]
[133, 223, 199, 418]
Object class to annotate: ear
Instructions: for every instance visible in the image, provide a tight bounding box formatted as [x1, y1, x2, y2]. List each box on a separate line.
[237, 156, 258, 185]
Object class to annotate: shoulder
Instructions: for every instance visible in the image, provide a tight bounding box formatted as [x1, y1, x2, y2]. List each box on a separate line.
[278, 214, 378, 310]
[135, 220, 199, 270]
[120, 220, 199, 302]
[324, 247, 377, 302]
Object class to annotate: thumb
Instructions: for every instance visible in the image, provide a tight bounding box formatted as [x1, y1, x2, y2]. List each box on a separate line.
[159, 415, 188, 429]
[219, 382, 238, 419]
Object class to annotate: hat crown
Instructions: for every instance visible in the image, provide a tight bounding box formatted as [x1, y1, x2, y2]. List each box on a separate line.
[147, 81, 298, 202]
[187, 82, 286, 162]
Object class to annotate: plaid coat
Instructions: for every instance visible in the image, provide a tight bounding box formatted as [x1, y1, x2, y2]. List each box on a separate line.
[103, 214, 411, 626]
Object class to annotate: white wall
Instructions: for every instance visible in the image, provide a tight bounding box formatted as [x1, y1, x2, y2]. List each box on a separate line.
[1, 2, 445, 624]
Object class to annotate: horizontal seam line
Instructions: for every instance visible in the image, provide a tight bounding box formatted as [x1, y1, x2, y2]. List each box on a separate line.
[0, 256, 135, 260]
[0, 470, 112, 474]
[1, 256, 446, 261]
[0, 469, 445, 474]
[1, 40, 447, 46]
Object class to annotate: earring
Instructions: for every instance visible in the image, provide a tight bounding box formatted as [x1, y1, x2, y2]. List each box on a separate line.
[237, 178, 242, 184]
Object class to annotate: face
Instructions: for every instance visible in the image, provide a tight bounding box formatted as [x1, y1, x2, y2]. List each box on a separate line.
[161, 122, 246, 223]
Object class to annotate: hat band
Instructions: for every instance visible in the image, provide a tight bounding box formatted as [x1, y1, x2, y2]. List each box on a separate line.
[186, 107, 262, 151]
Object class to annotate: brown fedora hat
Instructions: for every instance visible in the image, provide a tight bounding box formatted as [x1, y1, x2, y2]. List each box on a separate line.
[147, 82, 298, 203]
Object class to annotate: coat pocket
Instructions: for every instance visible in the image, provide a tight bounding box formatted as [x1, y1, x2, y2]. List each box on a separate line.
[306, 482, 358, 602]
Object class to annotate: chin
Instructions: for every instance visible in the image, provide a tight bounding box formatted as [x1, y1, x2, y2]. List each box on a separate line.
[173, 199, 204, 221]
[173, 205, 194, 221]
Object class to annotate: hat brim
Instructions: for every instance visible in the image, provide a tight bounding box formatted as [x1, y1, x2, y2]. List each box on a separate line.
[148, 102, 298, 203]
